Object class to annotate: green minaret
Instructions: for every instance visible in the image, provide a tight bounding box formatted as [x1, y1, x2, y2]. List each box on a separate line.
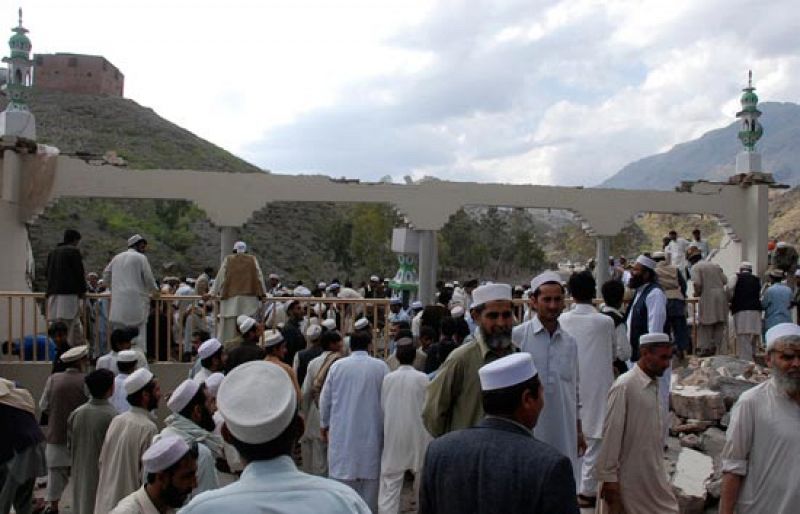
[736, 70, 763, 152]
[0, 7, 36, 140]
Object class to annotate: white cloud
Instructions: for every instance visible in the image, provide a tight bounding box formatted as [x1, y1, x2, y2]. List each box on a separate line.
[14, 1, 800, 185]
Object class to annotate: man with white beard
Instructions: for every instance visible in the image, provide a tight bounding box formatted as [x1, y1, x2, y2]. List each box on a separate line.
[720, 323, 800, 514]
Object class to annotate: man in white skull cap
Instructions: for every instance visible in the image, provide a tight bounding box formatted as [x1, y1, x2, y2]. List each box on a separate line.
[720, 322, 800, 514]
[111, 436, 198, 513]
[155, 379, 221, 496]
[423, 283, 517, 437]
[625, 254, 670, 445]
[95, 368, 161, 514]
[420, 353, 578, 514]
[103, 234, 159, 353]
[192, 339, 225, 384]
[208, 240, 266, 346]
[511, 271, 585, 488]
[180, 361, 370, 513]
[596, 333, 679, 514]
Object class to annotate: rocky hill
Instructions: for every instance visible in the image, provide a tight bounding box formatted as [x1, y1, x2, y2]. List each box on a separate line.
[601, 102, 800, 190]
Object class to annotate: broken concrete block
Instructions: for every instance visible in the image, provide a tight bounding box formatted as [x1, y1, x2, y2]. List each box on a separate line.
[676, 366, 720, 387]
[679, 433, 701, 449]
[671, 386, 726, 421]
[699, 427, 727, 461]
[671, 447, 714, 514]
[704, 356, 754, 379]
[708, 376, 757, 409]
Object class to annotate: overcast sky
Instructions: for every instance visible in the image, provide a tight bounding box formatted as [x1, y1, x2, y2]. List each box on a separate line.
[17, 0, 800, 185]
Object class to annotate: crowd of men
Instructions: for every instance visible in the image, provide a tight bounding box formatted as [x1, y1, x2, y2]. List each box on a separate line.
[1, 227, 798, 513]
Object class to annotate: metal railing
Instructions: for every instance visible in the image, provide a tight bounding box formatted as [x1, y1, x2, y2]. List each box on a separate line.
[0, 292, 392, 362]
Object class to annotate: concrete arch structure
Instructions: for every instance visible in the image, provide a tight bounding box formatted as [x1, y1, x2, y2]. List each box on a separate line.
[1, 149, 771, 302]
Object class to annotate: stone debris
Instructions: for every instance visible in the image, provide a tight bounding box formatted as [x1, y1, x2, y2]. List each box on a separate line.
[670, 385, 726, 421]
[665, 355, 771, 512]
[671, 447, 715, 514]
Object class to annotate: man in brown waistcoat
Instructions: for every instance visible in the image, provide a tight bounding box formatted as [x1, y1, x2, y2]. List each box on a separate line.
[207, 241, 266, 347]
[39, 345, 90, 513]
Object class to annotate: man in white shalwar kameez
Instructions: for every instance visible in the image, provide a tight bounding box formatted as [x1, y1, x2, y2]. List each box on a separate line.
[378, 339, 432, 514]
[512, 271, 585, 487]
[103, 235, 159, 352]
[320, 329, 389, 512]
[300, 330, 344, 476]
[94, 369, 160, 514]
[559, 271, 615, 507]
[208, 241, 266, 347]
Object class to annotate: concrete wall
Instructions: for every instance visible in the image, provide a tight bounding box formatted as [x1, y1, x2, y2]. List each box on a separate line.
[33, 53, 124, 97]
[0, 361, 193, 426]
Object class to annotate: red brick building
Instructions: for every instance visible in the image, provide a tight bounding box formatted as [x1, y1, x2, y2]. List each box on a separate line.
[33, 53, 124, 97]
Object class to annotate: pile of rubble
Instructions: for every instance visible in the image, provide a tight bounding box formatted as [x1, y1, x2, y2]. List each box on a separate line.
[667, 356, 770, 513]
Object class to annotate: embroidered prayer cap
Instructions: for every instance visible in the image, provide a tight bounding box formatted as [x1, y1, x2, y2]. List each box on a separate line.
[638, 333, 671, 346]
[471, 283, 512, 308]
[370, 275, 380, 282]
[530, 271, 562, 295]
[739, 261, 753, 271]
[318, 281, 327, 289]
[635, 255, 657, 270]
[263, 330, 285, 348]
[444, 282, 454, 288]
[652, 251, 666, 260]
[411, 301, 423, 310]
[479, 353, 538, 391]
[777, 241, 788, 249]
[233, 241, 247, 253]
[127, 234, 145, 247]
[269, 273, 280, 280]
[124, 368, 154, 395]
[306, 324, 322, 341]
[450, 305, 465, 318]
[765, 322, 800, 351]
[204, 373, 224, 398]
[390, 297, 403, 306]
[354, 318, 370, 330]
[237, 315, 256, 334]
[322, 319, 337, 330]
[117, 349, 139, 363]
[326, 283, 340, 293]
[60, 345, 88, 363]
[197, 338, 222, 360]
[142, 436, 190, 474]
[167, 379, 201, 413]
[218, 360, 296, 444]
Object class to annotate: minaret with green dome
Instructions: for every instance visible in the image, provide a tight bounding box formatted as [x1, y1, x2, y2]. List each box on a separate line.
[0, 7, 36, 140]
[734, 71, 762, 173]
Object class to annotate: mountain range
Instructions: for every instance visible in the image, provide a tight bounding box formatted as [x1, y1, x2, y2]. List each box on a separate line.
[601, 102, 800, 189]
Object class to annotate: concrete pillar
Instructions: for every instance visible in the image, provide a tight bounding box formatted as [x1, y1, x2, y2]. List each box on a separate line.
[220, 226, 238, 265]
[742, 183, 769, 276]
[417, 230, 438, 305]
[594, 235, 611, 294]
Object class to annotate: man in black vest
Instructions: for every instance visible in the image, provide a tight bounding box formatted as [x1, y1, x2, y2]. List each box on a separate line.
[46, 229, 87, 347]
[727, 262, 762, 361]
[625, 254, 670, 444]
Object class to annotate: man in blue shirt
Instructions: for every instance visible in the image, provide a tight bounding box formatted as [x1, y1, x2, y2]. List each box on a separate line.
[762, 270, 793, 333]
[179, 360, 369, 514]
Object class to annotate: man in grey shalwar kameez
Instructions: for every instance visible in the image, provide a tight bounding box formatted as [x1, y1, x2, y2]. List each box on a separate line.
[67, 369, 117, 514]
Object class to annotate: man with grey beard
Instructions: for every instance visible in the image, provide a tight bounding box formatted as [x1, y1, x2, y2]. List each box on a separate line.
[720, 322, 800, 514]
[422, 283, 517, 437]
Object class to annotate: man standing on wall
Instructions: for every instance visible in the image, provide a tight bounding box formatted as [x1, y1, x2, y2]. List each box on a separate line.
[103, 234, 159, 353]
[46, 229, 87, 347]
